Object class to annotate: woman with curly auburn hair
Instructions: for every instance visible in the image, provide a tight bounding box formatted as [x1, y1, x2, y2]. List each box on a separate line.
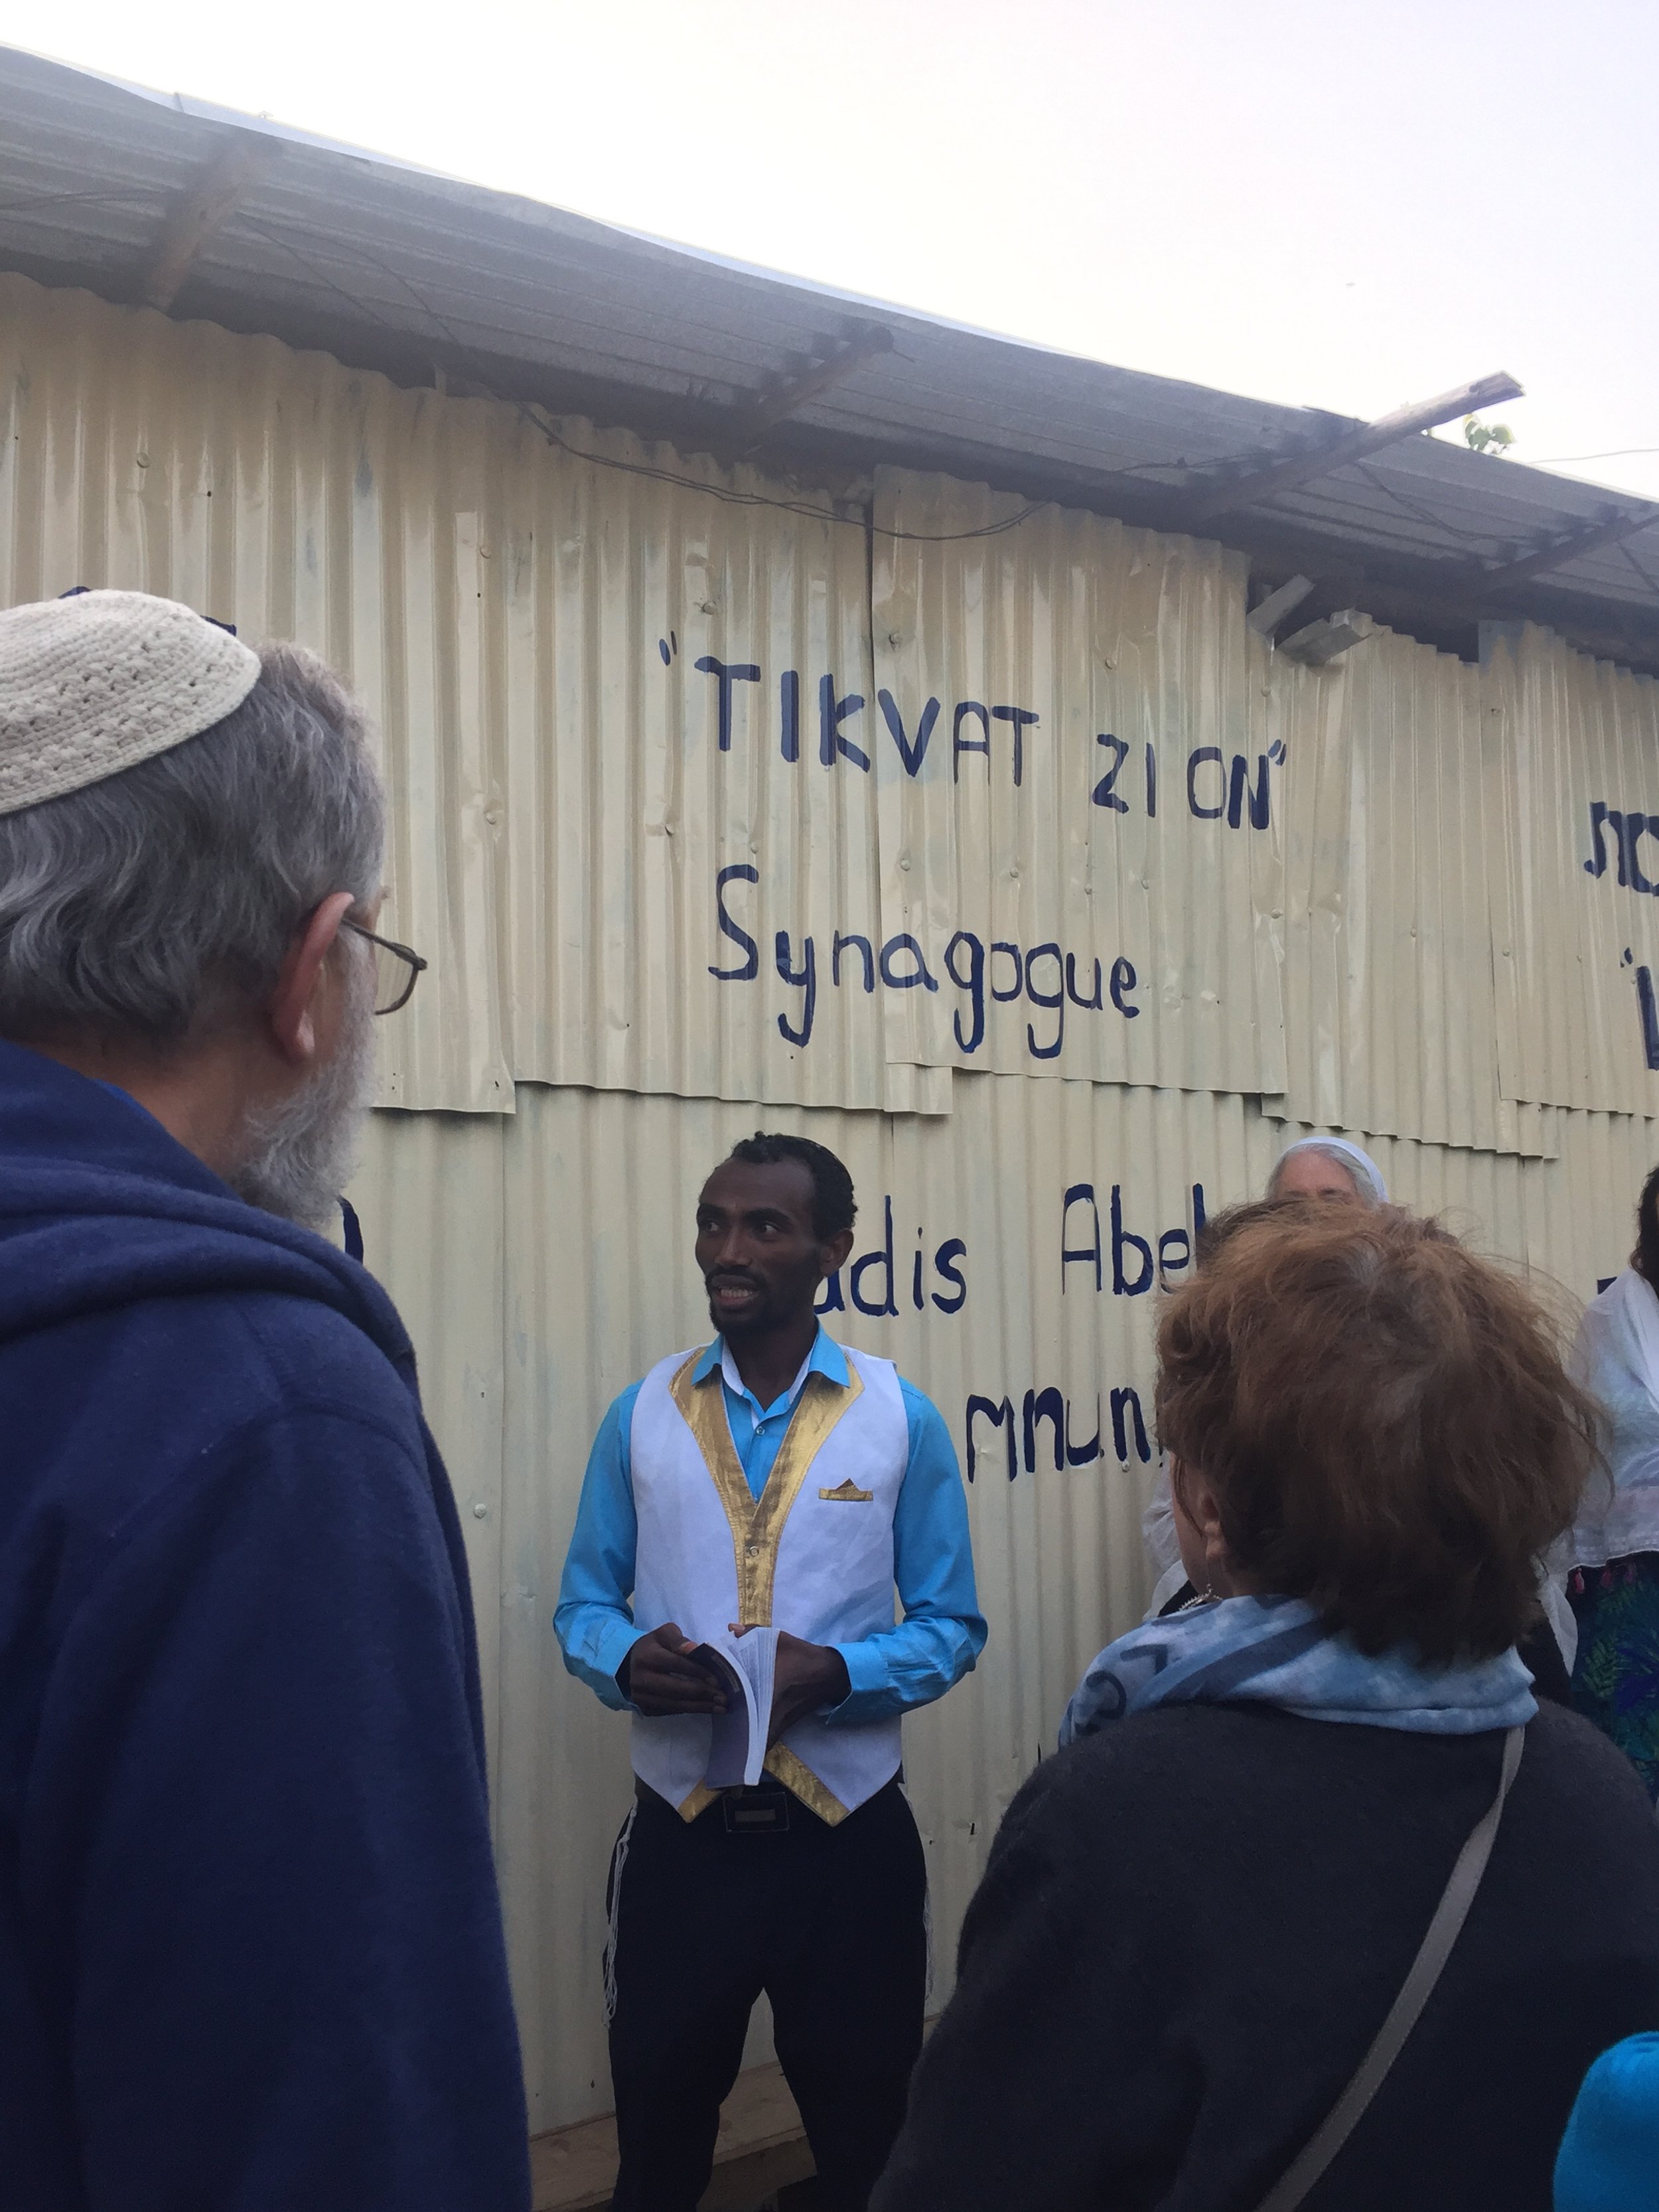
[873, 1207, 1659, 2212]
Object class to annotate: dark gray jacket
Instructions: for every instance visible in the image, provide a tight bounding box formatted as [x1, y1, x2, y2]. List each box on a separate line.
[875, 1701, 1659, 2211]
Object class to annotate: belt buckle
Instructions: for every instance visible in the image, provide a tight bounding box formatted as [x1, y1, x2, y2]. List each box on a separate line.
[723, 1785, 791, 1834]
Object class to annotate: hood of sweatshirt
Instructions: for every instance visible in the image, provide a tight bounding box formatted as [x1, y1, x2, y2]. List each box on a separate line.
[0, 1037, 413, 1389]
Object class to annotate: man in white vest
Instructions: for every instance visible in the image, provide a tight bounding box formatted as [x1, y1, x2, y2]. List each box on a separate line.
[556, 1131, 985, 2212]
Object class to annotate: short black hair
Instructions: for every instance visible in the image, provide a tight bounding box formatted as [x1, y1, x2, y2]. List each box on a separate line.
[726, 1132, 857, 1242]
[1634, 1162, 1659, 1288]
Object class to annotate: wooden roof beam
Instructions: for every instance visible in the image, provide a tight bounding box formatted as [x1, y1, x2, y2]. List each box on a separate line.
[1246, 573, 1315, 637]
[1185, 370, 1524, 524]
[139, 132, 282, 313]
[734, 325, 894, 451]
[1471, 504, 1659, 593]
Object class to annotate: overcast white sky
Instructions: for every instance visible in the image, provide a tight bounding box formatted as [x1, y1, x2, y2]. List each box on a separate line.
[5, 0, 1657, 497]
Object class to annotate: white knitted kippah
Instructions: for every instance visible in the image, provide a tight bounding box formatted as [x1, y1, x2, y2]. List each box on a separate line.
[0, 588, 262, 817]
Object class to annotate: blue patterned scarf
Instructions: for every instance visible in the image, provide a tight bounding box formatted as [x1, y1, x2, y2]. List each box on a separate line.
[1060, 1592, 1537, 1746]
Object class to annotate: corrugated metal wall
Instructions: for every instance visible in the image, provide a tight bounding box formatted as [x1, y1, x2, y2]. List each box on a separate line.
[0, 270, 948, 1119]
[0, 276, 517, 1111]
[349, 1084, 1656, 2130]
[1271, 624, 1557, 1157]
[871, 469, 1287, 1098]
[1487, 621, 1659, 1116]
[6, 267, 1659, 2135]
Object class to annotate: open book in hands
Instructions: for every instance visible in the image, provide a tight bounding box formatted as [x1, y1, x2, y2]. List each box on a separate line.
[687, 1627, 781, 1788]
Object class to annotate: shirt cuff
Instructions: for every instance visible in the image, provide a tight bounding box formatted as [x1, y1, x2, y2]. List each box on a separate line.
[826, 1637, 889, 1715]
[595, 1618, 650, 1700]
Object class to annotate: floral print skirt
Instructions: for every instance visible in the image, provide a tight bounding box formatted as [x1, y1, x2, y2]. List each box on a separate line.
[1569, 1554, 1659, 1802]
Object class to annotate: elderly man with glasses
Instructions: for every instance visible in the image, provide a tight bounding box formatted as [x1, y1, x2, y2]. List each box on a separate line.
[0, 592, 528, 2212]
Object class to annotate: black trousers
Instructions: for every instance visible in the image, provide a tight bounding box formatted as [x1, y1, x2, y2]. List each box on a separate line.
[605, 1775, 927, 2212]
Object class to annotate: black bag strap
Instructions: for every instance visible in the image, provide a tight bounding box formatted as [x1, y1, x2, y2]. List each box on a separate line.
[1252, 1724, 1526, 2212]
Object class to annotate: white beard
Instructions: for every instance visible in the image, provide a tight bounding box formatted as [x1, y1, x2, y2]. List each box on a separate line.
[226, 945, 378, 1230]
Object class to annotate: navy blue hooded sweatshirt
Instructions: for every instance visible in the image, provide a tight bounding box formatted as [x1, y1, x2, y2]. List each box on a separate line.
[0, 1039, 530, 2212]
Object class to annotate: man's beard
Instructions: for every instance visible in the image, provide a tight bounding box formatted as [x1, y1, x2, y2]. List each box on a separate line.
[225, 947, 377, 1230]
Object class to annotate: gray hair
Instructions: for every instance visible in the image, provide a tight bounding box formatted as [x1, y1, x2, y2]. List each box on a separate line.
[1267, 1139, 1387, 1207]
[0, 642, 384, 1047]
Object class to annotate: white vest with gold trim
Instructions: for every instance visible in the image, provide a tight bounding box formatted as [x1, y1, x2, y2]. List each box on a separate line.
[628, 1340, 908, 1824]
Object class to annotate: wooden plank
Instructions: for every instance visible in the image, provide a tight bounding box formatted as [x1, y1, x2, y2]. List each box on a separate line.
[529, 2014, 936, 2207]
[530, 2055, 808, 2212]
[528, 2108, 618, 2212]
[139, 135, 281, 312]
[1186, 370, 1523, 524]
[700, 2138, 816, 2210]
[1473, 505, 1659, 591]
[734, 326, 894, 449]
[1246, 573, 1315, 637]
[1277, 609, 1374, 666]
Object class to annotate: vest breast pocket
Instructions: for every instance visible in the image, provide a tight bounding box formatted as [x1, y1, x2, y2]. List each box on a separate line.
[818, 1478, 875, 1502]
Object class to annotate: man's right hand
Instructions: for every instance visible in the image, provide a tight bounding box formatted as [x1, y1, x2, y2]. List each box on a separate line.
[618, 1623, 729, 1716]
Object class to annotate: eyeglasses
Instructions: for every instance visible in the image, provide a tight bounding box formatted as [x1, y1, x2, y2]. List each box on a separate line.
[342, 918, 428, 1015]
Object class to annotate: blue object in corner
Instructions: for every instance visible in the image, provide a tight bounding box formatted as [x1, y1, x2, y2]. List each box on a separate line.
[1555, 2032, 1659, 2211]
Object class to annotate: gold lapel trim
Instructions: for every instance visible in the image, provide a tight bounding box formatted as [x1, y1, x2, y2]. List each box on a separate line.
[676, 1781, 721, 1824]
[669, 1349, 865, 1627]
[669, 1350, 754, 1600]
[744, 1363, 865, 1623]
[681, 1755, 848, 1826]
[764, 1743, 849, 1826]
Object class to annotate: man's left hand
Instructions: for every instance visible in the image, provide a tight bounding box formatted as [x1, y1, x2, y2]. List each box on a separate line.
[766, 1631, 851, 1741]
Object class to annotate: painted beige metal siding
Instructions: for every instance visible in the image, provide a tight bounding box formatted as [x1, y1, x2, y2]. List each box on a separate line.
[12, 272, 1645, 1153]
[0, 269, 949, 1118]
[487, 419, 950, 1117]
[351, 1076, 1260, 2130]
[349, 1084, 1659, 2132]
[15, 267, 1659, 2144]
[1271, 625, 1556, 1157]
[0, 273, 514, 1112]
[871, 469, 1288, 1098]
[1488, 621, 1659, 1116]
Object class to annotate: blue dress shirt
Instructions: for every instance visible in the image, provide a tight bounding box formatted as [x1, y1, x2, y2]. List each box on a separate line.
[555, 1327, 986, 1723]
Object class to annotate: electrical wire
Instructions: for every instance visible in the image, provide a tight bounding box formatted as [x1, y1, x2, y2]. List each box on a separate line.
[230, 209, 1279, 543]
[1535, 447, 1659, 465]
[1349, 462, 1502, 551]
[52, 190, 1654, 581]
[1619, 536, 1659, 596]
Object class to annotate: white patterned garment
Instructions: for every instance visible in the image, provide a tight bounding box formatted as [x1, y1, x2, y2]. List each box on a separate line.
[1140, 1471, 1187, 1618]
[1570, 1269, 1659, 1572]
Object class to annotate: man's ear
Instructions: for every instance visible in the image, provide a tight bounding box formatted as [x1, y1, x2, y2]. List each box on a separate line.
[822, 1226, 855, 1276]
[269, 893, 356, 1067]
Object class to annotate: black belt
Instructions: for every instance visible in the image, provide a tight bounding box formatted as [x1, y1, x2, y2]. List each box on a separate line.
[635, 1771, 901, 1834]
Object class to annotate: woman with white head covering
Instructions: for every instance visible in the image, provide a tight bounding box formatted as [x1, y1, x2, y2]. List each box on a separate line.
[1564, 1161, 1659, 1801]
[1141, 1136, 1388, 1615]
[1143, 1134, 1580, 1698]
[1267, 1134, 1390, 1206]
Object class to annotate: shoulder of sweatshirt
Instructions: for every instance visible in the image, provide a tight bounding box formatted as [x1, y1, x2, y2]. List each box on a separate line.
[1000, 1699, 1659, 1893]
[0, 1285, 433, 1599]
[11, 1270, 419, 1433]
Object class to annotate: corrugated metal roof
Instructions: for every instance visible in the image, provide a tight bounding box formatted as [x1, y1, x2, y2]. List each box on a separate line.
[1, 43, 1657, 670]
